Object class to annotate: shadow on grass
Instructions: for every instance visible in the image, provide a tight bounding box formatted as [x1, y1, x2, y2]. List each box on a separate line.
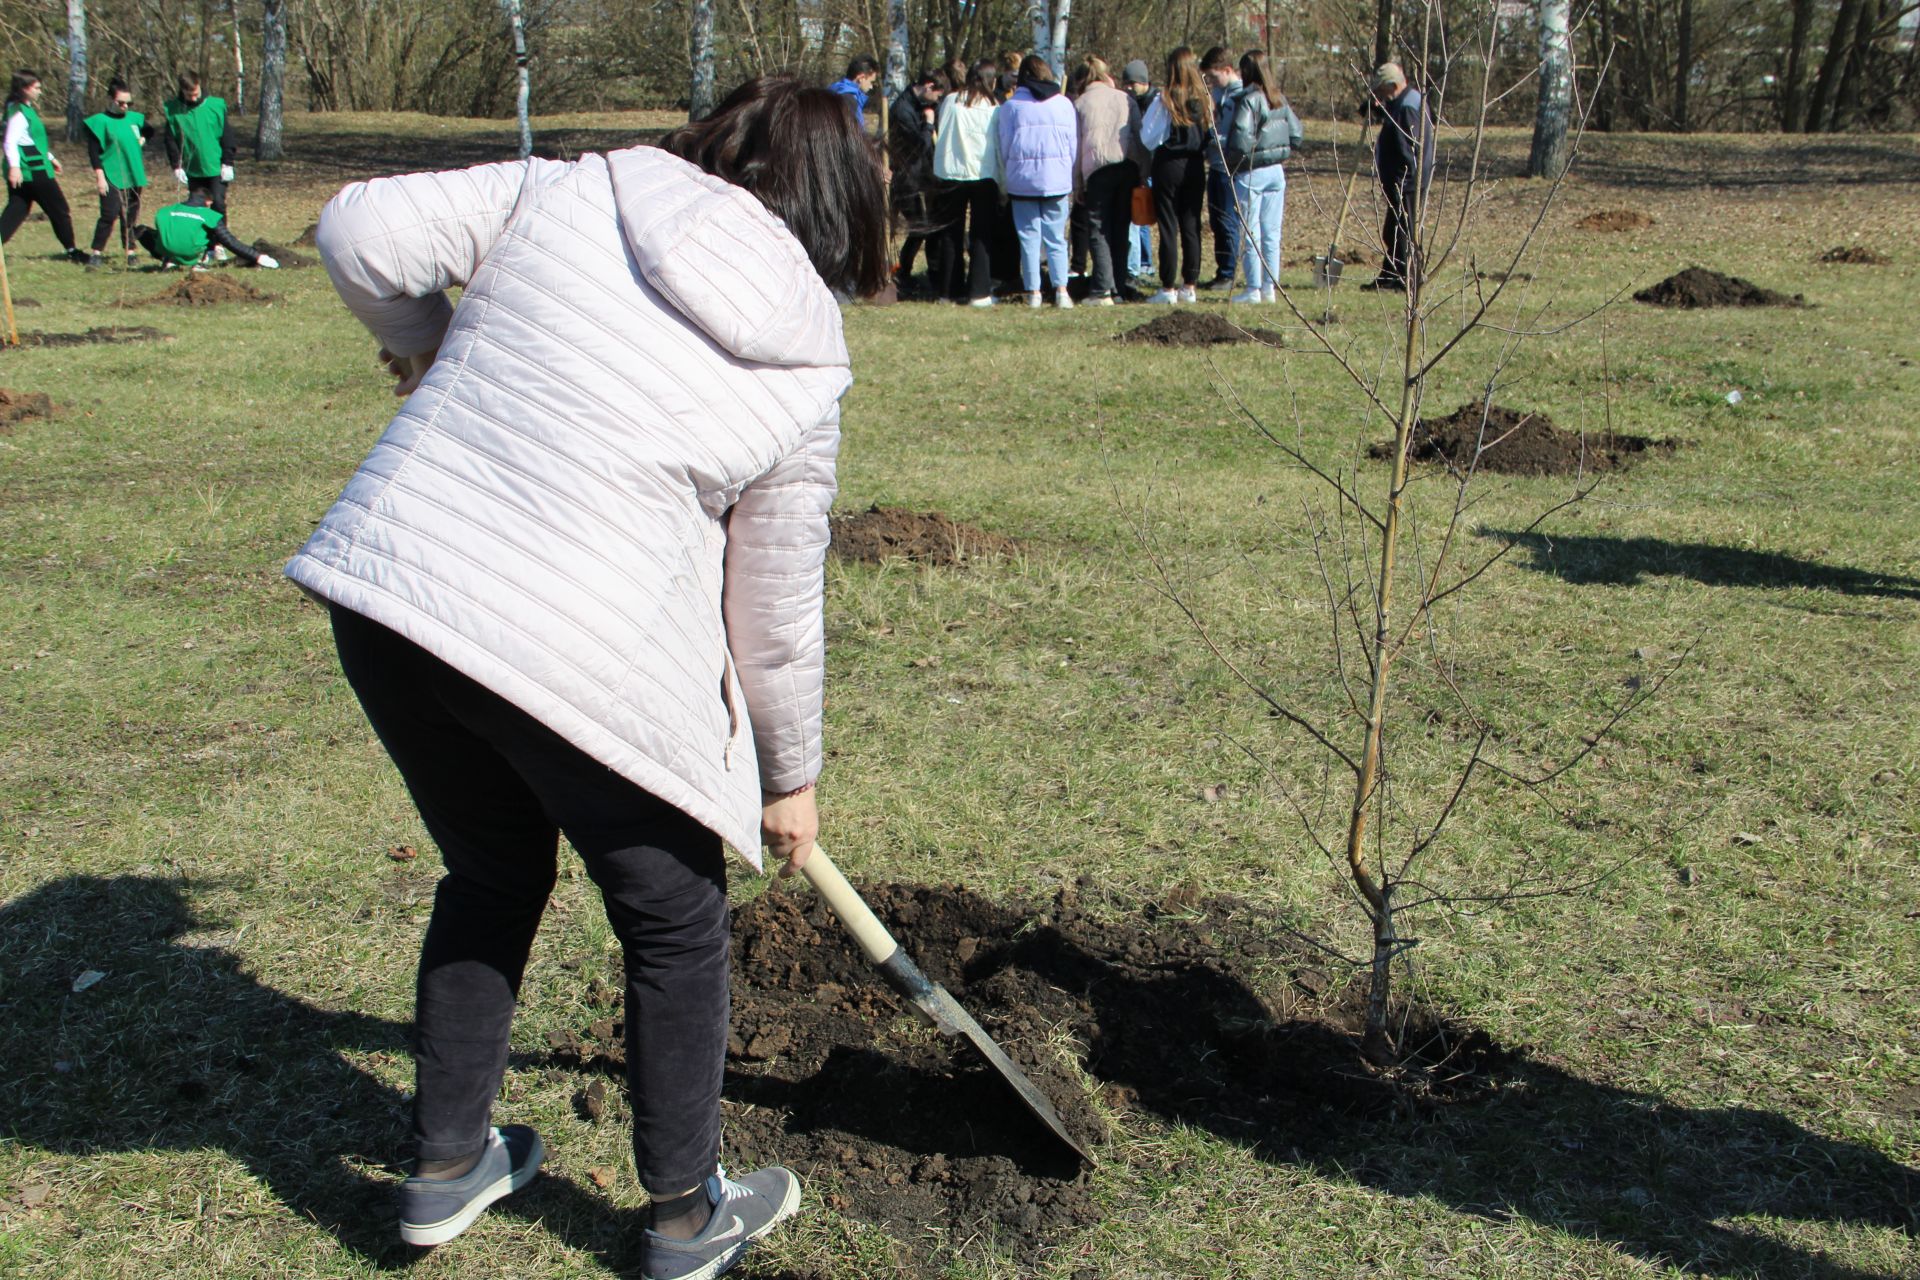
[1486, 529, 1920, 601]
[0, 875, 658, 1272]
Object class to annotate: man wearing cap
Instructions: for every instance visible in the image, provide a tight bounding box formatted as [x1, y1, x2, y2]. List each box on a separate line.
[1120, 59, 1156, 282]
[1365, 62, 1433, 292]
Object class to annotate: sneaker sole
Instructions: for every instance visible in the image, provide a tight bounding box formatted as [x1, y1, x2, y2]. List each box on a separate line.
[646, 1176, 801, 1280]
[399, 1134, 545, 1247]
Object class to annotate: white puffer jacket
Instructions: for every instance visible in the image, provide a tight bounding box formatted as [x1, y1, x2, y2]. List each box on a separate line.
[286, 146, 851, 869]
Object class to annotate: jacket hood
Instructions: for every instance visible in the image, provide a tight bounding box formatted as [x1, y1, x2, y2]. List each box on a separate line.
[605, 146, 849, 371]
[1015, 76, 1062, 102]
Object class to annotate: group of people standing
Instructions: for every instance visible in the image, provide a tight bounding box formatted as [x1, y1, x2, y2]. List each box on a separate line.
[848, 45, 1302, 309]
[1, 67, 277, 272]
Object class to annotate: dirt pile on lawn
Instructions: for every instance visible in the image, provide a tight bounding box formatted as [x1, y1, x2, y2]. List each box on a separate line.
[1374, 402, 1679, 476]
[1818, 245, 1890, 265]
[122, 274, 277, 307]
[294, 222, 321, 247]
[249, 239, 314, 268]
[1285, 245, 1376, 267]
[543, 880, 1515, 1270]
[0, 387, 53, 432]
[1117, 311, 1284, 347]
[831, 505, 1020, 567]
[9, 326, 168, 348]
[1633, 267, 1803, 309]
[1575, 209, 1655, 232]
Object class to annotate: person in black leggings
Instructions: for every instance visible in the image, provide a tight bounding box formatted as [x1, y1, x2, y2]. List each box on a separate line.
[1147, 49, 1213, 300]
[1, 69, 84, 261]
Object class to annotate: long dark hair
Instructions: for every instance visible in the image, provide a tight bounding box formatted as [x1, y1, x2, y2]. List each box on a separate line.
[959, 58, 998, 107]
[1162, 48, 1212, 129]
[660, 76, 889, 298]
[1239, 50, 1283, 107]
[7, 70, 39, 106]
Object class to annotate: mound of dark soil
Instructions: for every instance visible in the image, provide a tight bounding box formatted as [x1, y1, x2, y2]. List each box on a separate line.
[122, 274, 277, 307]
[249, 239, 314, 268]
[1818, 245, 1890, 265]
[1117, 311, 1284, 348]
[0, 387, 52, 432]
[1374, 402, 1679, 476]
[830, 505, 1020, 567]
[9, 326, 168, 349]
[1633, 267, 1803, 309]
[543, 880, 1515, 1270]
[1285, 245, 1376, 268]
[1576, 209, 1655, 232]
[294, 221, 321, 247]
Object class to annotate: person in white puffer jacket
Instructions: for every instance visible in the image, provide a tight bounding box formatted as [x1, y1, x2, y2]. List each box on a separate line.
[285, 77, 887, 1279]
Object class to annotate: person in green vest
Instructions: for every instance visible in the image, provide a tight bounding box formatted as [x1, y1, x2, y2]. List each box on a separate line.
[2, 69, 86, 263]
[132, 201, 277, 271]
[83, 77, 155, 271]
[162, 70, 236, 260]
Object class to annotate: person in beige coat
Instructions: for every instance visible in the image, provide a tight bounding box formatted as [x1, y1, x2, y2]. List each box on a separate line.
[1072, 56, 1148, 304]
[286, 77, 887, 1280]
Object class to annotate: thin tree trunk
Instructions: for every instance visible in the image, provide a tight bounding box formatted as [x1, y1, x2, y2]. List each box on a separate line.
[255, 0, 285, 159]
[1374, 0, 1393, 68]
[689, 0, 716, 118]
[504, 0, 531, 158]
[1673, 0, 1692, 128]
[1594, 0, 1616, 130]
[887, 0, 908, 100]
[1529, 0, 1574, 177]
[1050, 0, 1072, 76]
[1029, 0, 1050, 68]
[233, 11, 246, 113]
[1829, 0, 1881, 128]
[1781, 0, 1816, 129]
[1807, 0, 1865, 130]
[65, 0, 87, 142]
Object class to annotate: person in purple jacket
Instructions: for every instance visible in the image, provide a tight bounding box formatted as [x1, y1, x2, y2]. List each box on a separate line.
[996, 54, 1079, 309]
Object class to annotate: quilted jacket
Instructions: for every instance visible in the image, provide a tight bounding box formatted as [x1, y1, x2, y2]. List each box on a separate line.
[286, 146, 851, 868]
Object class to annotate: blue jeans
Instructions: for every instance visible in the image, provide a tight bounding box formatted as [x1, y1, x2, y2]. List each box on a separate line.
[1127, 222, 1153, 276]
[1206, 165, 1240, 281]
[1011, 195, 1070, 296]
[1234, 165, 1287, 292]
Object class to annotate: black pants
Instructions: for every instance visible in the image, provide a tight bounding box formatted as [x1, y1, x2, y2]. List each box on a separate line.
[1, 173, 76, 250]
[1069, 199, 1089, 277]
[186, 174, 227, 216]
[941, 178, 998, 301]
[1380, 179, 1420, 288]
[1151, 153, 1206, 287]
[92, 185, 142, 254]
[1082, 162, 1135, 299]
[927, 181, 964, 301]
[331, 605, 730, 1197]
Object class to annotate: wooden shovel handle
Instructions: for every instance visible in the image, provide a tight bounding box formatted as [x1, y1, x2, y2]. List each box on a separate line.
[799, 843, 897, 966]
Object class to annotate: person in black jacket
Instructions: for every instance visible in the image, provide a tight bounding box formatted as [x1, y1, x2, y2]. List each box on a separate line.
[889, 69, 946, 289]
[1364, 62, 1434, 292]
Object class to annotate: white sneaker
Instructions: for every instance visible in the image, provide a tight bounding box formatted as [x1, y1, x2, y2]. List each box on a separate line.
[255, 254, 280, 270]
[968, 295, 996, 308]
[1028, 292, 1044, 309]
[1056, 293, 1074, 310]
[1180, 285, 1199, 304]
[1148, 289, 1179, 304]
[212, 245, 231, 263]
[1086, 294, 1116, 306]
[1263, 287, 1277, 303]
[1230, 289, 1263, 304]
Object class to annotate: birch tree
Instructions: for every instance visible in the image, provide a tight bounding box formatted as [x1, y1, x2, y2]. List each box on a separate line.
[689, 0, 715, 119]
[65, 0, 86, 142]
[887, 0, 908, 101]
[504, 0, 531, 158]
[1029, 0, 1051, 69]
[256, 0, 286, 161]
[1528, 0, 1573, 176]
[1049, 0, 1072, 77]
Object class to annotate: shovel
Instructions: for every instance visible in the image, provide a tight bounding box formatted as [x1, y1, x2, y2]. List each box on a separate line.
[798, 844, 1091, 1164]
[1314, 119, 1372, 290]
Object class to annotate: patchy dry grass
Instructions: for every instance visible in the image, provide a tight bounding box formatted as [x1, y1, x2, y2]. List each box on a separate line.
[0, 112, 1915, 1278]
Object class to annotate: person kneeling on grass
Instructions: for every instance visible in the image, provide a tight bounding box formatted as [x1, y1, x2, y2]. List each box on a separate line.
[132, 201, 277, 270]
[285, 76, 886, 1280]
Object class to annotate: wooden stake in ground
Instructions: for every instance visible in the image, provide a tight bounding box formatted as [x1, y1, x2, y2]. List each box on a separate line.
[0, 237, 18, 346]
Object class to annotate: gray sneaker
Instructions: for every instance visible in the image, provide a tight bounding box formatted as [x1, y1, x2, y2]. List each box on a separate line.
[642, 1165, 801, 1280]
[398, 1125, 544, 1246]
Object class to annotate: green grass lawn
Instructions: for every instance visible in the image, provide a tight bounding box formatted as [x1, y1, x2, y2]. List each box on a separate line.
[0, 112, 1915, 1278]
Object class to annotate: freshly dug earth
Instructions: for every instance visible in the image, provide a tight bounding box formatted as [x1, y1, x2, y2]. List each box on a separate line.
[1375, 402, 1679, 476]
[1285, 245, 1376, 267]
[1118, 311, 1284, 348]
[1633, 267, 1804, 309]
[0, 387, 53, 431]
[294, 221, 321, 247]
[249, 239, 314, 268]
[830, 504, 1020, 567]
[545, 880, 1514, 1272]
[1575, 209, 1655, 232]
[122, 274, 277, 307]
[1819, 245, 1890, 265]
[9, 326, 168, 349]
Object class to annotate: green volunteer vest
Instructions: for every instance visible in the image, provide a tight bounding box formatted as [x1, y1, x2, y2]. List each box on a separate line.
[6, 102, 54, 179]
[84, 110, 147, 189]
[163, 96, 226, 178]
[154, 202, 224, 265]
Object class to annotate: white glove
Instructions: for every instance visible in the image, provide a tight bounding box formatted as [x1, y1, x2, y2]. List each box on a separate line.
[173, 167, 188, 186]
[255, 254, 279, 270]
[219, 164, 234, 183]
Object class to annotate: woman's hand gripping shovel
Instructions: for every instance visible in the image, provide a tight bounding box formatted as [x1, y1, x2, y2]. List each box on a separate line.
[791, 843, 1091, 1165]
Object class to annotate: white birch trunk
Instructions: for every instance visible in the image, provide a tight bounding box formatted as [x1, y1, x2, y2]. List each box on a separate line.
[233, 14, 246, 113]
[1527, 0, 1573, 177]
[1049, 0, 1072, 78]
[65, 0, 87, 142]
[688, 0, 716, 119]
[886, 0, 909, 102]
[504, 0, 531, 159]
[1028, 0, 1051, 69]
[255, 0, 286, 160]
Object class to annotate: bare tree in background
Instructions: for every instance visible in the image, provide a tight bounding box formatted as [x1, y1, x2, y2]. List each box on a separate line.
[1529, 0, 1574, 175]
[887, 0, 908, 100]
[64, 0, 86, 141]
[689, 0, 715, 118]
[256, 0, 286, 160]
[504, 0, 531, 157]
